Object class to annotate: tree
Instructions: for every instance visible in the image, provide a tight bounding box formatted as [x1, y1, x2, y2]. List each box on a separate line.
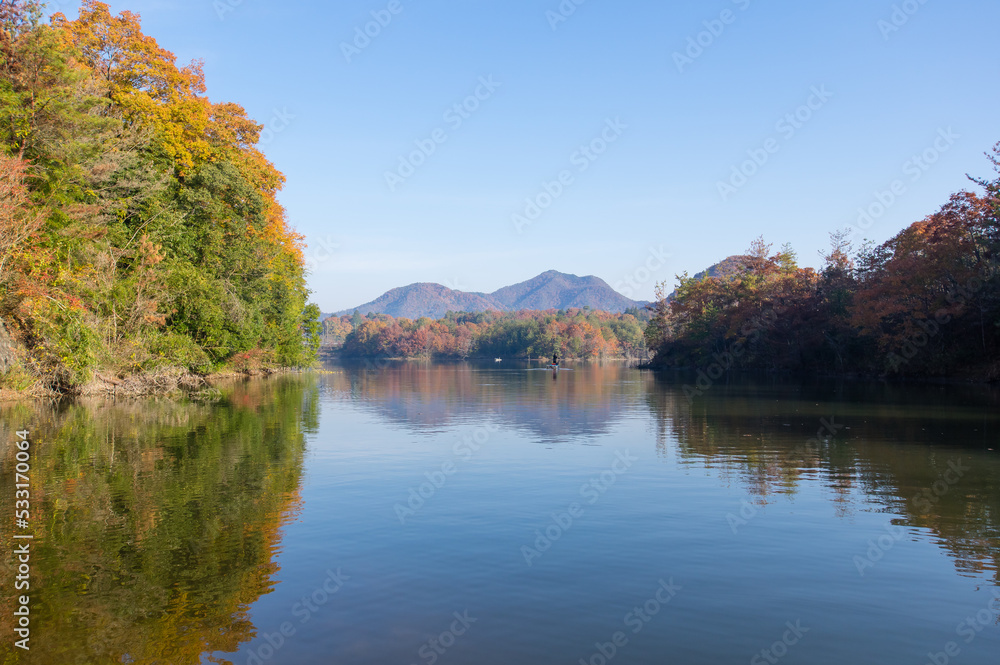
[301, 303, 322, 360]
[644, 281, 673, 352]
[0, 154, 44, 279]
[0, 1, 320, 389]
[852, 191, 998, 374]
[815, 230, 859, 370]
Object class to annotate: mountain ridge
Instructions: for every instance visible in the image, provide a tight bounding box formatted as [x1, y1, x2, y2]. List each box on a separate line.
[333, 271, 648, 319]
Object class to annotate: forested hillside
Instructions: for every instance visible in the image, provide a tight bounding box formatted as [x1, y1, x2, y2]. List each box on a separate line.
[646, 148, 1000, 381]
[326, 308, 652, 360]
[0, 1, 320, 393]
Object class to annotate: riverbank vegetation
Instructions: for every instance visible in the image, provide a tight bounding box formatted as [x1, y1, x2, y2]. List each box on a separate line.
[0, 1, 321, 395]
[645, 146, 1000, 381]
[326, 308, 652, 360]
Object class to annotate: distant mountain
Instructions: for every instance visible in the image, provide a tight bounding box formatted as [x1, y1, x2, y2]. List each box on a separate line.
[338, 283, 501, 320]
[335, 270, 647, 319]
[492, 270, 636, 311]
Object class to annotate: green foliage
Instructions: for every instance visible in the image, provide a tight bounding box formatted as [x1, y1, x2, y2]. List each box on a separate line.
[136, 330, 213, 374]
[0, 359, 36, 391]
[0, 2, 320, 390]
[23, 298, 103, 386]
[301, 303, 322, 358]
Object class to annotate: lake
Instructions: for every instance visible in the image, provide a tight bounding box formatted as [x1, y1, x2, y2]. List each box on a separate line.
[1, 362, 999, 664]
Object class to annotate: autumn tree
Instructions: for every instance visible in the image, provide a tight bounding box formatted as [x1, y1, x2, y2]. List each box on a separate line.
[0, 1, 320, 389]
[0, 154, 43, 279]
[645, 147, 999, 381]
[853, 191, 998, 374]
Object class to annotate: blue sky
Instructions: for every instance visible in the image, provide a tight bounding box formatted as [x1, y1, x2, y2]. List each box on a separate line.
[50, 0, 1000, 311]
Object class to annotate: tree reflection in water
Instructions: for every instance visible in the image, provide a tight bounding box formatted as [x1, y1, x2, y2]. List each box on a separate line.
[0, 376, 317, 664]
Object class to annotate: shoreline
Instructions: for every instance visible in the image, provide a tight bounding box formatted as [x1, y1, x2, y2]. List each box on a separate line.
[4, 361, 995, 403]
[0, 366, 313, 403]
[324, 350, 651, 363]
[637, 363, 1000, 386]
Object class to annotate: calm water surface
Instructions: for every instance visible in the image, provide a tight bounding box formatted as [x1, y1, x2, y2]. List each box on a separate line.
[1, 363, 999, 664]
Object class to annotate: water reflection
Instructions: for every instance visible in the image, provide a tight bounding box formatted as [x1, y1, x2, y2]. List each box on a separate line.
[327, 365, 1000, 584]
[646, 375, 1000, 583]
[0, 376, 317, 664]
[1, 365, 999, 664]
[327, 361, 653, 442]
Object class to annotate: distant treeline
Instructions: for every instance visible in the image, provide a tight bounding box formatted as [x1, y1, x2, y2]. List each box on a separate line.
[646, 144, 1000, 381]
[324, 309, 652, 359]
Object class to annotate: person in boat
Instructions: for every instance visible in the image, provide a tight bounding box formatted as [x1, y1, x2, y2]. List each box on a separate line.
[552, 353, 559, 367]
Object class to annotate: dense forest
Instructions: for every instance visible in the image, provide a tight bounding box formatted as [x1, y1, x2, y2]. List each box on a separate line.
[326, 308, 653, 360]
[0, 1, 320, 394]
[645, 147, 1000, 381]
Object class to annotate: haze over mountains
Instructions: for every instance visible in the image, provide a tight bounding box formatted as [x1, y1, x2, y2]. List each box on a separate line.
[333, 271, 648, 319]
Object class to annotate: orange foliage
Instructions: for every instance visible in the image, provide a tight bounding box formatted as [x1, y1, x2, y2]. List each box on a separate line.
[339, 309, 649, 359]
[852, 191, 995, 351]
[53, 1, 212, 170]
[0, 154, 44, 276]
[50, 1, 305, 269]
